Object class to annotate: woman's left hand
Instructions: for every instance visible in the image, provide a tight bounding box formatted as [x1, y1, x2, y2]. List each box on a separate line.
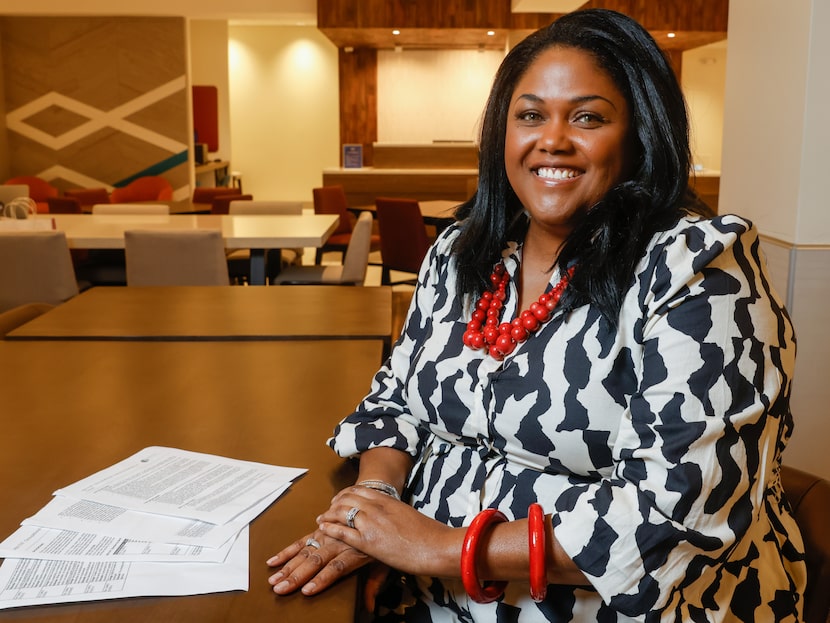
[316, 486, 459, 578]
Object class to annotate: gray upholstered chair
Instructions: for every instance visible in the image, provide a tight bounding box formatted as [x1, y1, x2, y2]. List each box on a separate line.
[0, 231, 80, 313]
[272, 211, 373, 286]
[124, 229, 230, 286]
[227, 200, 304, 282]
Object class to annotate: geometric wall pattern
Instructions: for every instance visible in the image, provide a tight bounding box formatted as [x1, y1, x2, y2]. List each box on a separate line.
[1, 16, 192, 200]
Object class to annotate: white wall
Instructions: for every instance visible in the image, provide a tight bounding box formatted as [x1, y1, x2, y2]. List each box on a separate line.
[682, 42, 727, 173]
[722, 0, 830, 479]
[377, 49, 504, 144]
[226, 25, 340, 202]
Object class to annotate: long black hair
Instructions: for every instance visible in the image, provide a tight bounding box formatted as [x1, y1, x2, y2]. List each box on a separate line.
[452, 8, 712, 325]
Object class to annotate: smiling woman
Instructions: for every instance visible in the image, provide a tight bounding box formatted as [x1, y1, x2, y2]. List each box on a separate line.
[267, 9, 805, 623]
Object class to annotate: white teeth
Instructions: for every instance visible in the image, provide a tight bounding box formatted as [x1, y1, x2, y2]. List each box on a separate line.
[536, 167, 579, 180]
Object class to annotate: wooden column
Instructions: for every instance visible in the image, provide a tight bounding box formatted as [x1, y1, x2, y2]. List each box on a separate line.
[338, 48, 377, 167]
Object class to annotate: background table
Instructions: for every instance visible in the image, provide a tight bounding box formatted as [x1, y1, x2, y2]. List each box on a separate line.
[0, 339, 381, 622]
[6, 286, 393, 354]
[39, 213, 339, 285]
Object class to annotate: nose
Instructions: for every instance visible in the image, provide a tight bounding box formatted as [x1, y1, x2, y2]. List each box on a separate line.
[538, 117, 572, 153]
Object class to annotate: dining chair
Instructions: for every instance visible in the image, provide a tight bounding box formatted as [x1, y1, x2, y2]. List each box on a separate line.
[375, 197, 431, 286]
[312, 185, 380, 264]
[4, 176, 58, 214]
[192, 186, 240, 209]
[92, 203, 170, 215]
[781, 464, 830, 623]
[272, 211, 373, 286]
[109, 176, 173, 203]
[124, 229, 230, 286]
[64, 187, 111, 208]
[45, 196, 83, 214]
[0, 231, 80, 313]
[226, 200, 304, 283]
[0, 302, 54, 338]
[211, 193, 252, 215]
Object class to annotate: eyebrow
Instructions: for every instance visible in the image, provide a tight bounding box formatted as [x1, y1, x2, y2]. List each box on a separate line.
[514, 93, 618, 111]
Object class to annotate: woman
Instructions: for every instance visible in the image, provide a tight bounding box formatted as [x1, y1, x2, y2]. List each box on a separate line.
[268, 9, 806, 622]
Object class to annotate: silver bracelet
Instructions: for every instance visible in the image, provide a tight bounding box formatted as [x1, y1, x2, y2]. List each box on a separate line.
[357, 479, 401, 500]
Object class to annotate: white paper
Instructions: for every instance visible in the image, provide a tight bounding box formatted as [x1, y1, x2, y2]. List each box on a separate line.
[0, 525, 233, 563]
[55, 446, 306, 524]
[23, 485, 289, 549]
[0, 527, 248, 610]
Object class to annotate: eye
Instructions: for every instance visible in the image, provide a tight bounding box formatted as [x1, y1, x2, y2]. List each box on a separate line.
[514, 109, 545, 124]
[572, 111, 606, 127]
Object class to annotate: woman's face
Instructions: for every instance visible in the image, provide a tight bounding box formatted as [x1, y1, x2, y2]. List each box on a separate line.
[504, 46, 633, 242]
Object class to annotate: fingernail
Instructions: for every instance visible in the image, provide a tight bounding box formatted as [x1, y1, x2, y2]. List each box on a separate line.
[302, 582, 317, 595]
[269, 571, 283, 584]
[274, 580, 289, 592]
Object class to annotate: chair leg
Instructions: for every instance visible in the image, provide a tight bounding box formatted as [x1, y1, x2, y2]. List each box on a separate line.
[381, 266, 391, 286]
[315, 248, 323, 264]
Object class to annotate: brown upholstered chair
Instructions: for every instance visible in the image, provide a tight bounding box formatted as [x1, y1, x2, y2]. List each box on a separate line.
[45, 196, 83, 214]
[211, 193, 252, 215]
[781, 465, 830, 623]
[110, 176, 173, 203]
[124, 229, 230, 286]
[375, 196, 430, 285]
[64, 187, 111, 209]
[0, 231, 80, 313]
[0, 302, 54, 338]
[312, 185, 380, 263]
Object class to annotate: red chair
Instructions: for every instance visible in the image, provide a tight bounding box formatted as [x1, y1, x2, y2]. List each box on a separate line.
[64, 187, 111, 208]
[4, 176, 58, 214]
[375, 197, 431, 285]
[109, 176, 173, 203]
[45, 197, 82, 214]
[211, 193, 252, 215]
[313, 185, 380, 264]
[192, 187, 239, 207]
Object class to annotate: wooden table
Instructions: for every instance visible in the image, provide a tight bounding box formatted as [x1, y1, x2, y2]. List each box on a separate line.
[36, 213, 339, 285]
[0, 339, 381, 622]
[6, 285, 393, 355]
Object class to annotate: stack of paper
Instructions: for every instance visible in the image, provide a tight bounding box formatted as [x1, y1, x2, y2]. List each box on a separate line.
[0, 446, 306, 610]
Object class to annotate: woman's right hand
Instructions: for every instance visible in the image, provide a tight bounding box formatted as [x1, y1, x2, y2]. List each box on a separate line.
[267, 528, 372, 596]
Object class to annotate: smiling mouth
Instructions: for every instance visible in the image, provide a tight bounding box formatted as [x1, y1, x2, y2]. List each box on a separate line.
[535, 167, 581, 180]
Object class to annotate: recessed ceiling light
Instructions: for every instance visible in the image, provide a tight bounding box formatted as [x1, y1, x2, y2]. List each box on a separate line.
[667, 32, 676, 38]
[487, 31, 495, 36]
[392, 29, 400, 35]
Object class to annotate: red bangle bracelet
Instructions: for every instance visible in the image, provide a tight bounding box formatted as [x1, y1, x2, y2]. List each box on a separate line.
[528, 503, 547, 602]
[461, 508, 509, 603]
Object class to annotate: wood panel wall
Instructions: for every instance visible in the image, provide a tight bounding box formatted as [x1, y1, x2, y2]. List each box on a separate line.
[0, 16, 190, 196]
[338, 48, 377, 166]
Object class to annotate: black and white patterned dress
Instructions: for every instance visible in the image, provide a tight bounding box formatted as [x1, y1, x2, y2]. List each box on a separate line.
[330, 213, 806, 622]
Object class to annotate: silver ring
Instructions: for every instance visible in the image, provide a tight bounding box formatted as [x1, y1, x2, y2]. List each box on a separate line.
[305, 538, 321, 549]
[346, 506, 360, 529]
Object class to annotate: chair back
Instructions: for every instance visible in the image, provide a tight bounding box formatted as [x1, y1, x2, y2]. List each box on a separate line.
[376, 197, 430, 275]
[340, 211, 373, 285]
[312, 186, 352, 235]
[124, 229, 229, 286]
[192, 187, 240, 205]
[211, 194, 252, 215]
[781, 465, 830, 623]
[46, 197, 82, 214]
[0, 231, 79, 312]
[229, 200, 302, 215]
[92, 204, 170, 215]
[64, 187, 111, 207]
[110, 176, 173, 203]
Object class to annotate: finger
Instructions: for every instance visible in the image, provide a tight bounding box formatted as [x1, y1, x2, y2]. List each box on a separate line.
[301, 548, 372, 596]
[266, 534, 310, 567]
[269, 542, 329, 594]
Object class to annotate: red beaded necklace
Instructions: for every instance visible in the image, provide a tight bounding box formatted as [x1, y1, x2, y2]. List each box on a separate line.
[462, 262, 575, 361]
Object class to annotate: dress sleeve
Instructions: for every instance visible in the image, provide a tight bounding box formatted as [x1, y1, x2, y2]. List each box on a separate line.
[328, 226, 460, 459]
[550, 215, 797, 617]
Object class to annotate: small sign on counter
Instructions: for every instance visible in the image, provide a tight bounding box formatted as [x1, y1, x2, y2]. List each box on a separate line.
[342, 143, 363, 168]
